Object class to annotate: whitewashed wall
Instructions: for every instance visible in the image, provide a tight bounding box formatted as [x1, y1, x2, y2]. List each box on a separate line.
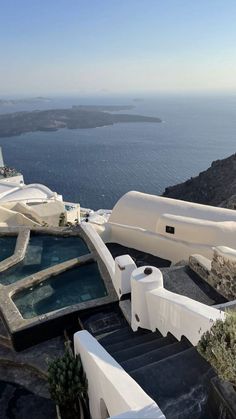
[74, 331, 165, 419]
[131, 266, 225, 345]
[109, 191, 236, 230]
[106, 222, 215, 263]
[81, 222, 115, 278]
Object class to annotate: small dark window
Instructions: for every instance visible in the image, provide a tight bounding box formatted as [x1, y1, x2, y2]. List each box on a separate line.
[166, 225, 175, 234]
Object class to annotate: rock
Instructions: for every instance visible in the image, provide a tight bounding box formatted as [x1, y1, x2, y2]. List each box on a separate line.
[162, 153, 236, 208]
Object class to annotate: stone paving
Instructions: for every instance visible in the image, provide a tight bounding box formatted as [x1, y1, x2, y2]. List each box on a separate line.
[0, 380, 56, 419]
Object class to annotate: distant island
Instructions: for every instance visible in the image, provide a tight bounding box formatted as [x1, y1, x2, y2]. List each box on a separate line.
[0, 97, 51, 106]
[72, 105, 135, 111]
[0, 106, 161, 138]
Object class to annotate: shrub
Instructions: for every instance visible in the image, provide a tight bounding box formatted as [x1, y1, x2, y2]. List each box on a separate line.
[59, 212, 66, 227]
[197, 311, 236, 387]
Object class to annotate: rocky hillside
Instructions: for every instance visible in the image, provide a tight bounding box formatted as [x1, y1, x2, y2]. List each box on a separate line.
[162, 153, 236, 209]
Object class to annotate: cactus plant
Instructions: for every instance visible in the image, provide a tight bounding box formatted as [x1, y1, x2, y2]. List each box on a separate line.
[47, 341, 88, 418]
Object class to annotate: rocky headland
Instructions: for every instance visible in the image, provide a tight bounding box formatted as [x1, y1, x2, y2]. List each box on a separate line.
[163, 153, 236, 209]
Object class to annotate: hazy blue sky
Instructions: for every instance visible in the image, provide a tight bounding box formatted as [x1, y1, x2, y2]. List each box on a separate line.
[1, 0, 236, 95]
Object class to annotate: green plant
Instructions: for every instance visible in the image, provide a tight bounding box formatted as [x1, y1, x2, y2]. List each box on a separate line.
[59, 212, 66, 227]
[48, 342, 88, 418]
[197, 311, 236, 387]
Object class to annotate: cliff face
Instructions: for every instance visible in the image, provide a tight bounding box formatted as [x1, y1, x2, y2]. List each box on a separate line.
[162, 153, 236, 209]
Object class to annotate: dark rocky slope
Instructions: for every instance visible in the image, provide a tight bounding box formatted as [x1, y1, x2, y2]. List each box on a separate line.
[162, 153, 236, 209]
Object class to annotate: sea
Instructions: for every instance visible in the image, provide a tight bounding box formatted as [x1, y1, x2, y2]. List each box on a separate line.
[0, 94, 236, 210]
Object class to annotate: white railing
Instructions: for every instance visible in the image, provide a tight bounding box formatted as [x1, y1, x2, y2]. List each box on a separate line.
[74, 331, 165, 419]
[131, 266, 225, 345]
[81, 222, 115, 279]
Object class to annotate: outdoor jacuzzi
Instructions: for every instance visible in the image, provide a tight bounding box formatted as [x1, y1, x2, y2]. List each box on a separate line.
[0, 234, 89, 285]
[13, 262, 107, 319]
[0, 227, 117, 350]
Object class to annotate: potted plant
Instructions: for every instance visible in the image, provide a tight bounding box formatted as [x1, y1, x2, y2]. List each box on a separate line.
[197, 311, 236, 418]
[47, 342, 88, 419]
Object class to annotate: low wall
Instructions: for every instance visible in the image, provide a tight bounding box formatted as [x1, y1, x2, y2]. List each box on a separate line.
[146, 289, 225, 345]
[189, 254, 212, 282]
[81, 222, 115, 279]
[131, 266, 225, 345]
[74, 331, 165, 419]
[0, 229, 30, 274]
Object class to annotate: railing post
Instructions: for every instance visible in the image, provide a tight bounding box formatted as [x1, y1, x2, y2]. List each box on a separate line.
[114, 255, 137, 298]
[131, 266, 163, 331]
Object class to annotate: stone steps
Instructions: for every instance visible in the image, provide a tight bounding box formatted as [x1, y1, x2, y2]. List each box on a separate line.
[104, 329, 162, 353]
[120, 339, 191, 372]
[80, 309, 216, 419]
[130, 347, 215, 419]
[111, 334, 171, 363]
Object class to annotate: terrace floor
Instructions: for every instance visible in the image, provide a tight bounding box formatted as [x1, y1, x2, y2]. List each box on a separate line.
[106, 242, 171, 268]
[161, 265, 227, 306]
[0, 381, 55, 419]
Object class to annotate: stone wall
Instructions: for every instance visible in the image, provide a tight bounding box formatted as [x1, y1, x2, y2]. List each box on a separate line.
[208, 250, 236, 300]
[189, 254, 211, 283]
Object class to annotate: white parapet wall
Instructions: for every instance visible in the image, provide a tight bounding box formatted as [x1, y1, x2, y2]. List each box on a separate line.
[81, 223, 137, 298]
[131, 266, 225, 346]
[74, 330, 165, 419]
[81, 222, 115, 279]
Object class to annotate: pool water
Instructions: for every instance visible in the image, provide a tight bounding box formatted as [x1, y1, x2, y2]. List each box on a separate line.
[0, 235, 89, 285]
[13, 263, 107, 318]
[0, 236, 16, 263]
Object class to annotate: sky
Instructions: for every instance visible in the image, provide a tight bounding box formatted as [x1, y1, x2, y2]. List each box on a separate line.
[0, 0, 236, 96]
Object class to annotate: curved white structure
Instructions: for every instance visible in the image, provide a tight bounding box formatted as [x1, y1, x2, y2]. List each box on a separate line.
[110, 191, 236, 228]
[97, 191, 236, 263]
[0, 178, 65, 227]
[0, 182, 61, 203]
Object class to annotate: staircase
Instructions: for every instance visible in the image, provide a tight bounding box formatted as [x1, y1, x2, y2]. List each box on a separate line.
[80, 308, 216, 419]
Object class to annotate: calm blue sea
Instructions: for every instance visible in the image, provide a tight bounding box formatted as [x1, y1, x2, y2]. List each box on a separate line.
[0, 94, 236, 209]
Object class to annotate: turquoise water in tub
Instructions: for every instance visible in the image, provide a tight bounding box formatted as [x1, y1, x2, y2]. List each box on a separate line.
[13, 262, 107, 318]
[0, 236, 16, 262]
[0, 235, 89, 285]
